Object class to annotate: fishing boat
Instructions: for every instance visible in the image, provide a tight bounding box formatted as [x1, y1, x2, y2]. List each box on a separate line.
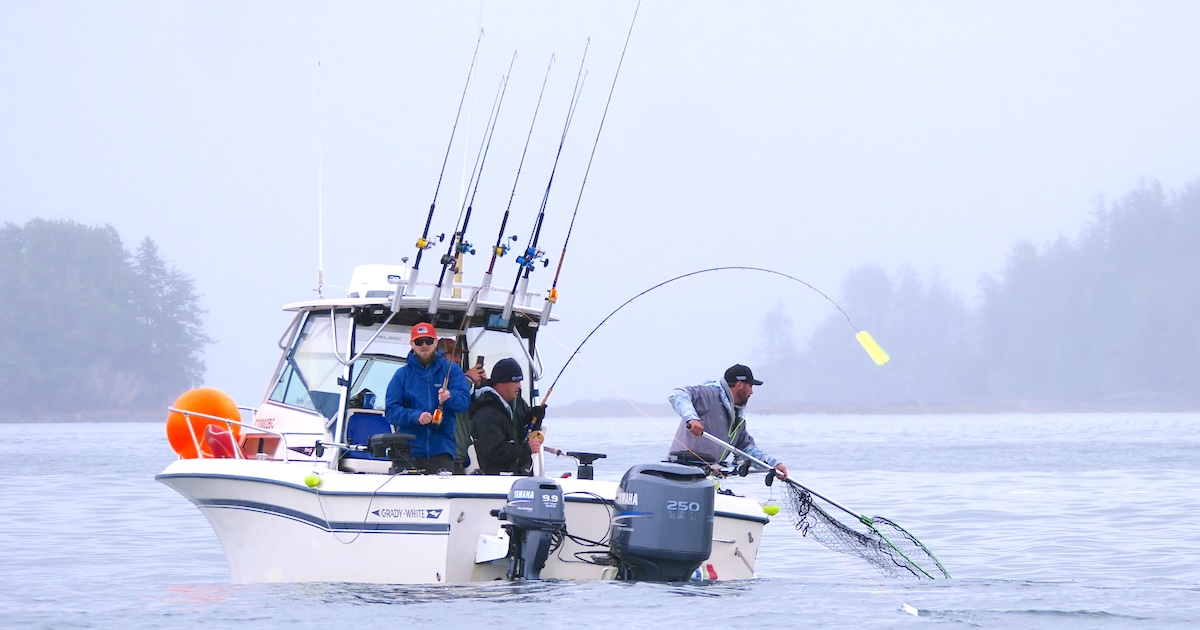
[154, 10, 796, 584]
[156, 264, 770, 584]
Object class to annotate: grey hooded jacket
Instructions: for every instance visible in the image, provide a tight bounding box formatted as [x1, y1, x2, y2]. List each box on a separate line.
[667, 380, 779, 467]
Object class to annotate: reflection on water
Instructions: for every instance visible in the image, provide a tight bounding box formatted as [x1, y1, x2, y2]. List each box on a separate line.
[288, 577, 753, 607]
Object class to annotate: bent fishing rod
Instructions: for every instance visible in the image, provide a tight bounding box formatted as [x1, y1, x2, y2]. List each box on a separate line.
[430, 52, 517, 316]
[478, 53, 556, 311]
[541, 0, 641, 328]
[539, 266, 889, 405]
[500, 39, 590, 324]
[396, 28, 484, 312]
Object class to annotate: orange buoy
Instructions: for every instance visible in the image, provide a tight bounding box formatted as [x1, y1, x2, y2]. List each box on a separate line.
[166, 388, 241, 459]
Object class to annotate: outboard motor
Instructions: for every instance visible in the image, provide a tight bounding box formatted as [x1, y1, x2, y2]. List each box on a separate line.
[492, 477, 565, 580]
[610, 463, 715, 581]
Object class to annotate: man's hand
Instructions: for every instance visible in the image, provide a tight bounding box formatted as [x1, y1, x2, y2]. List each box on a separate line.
[527, 433, 543, 454]
[774, 463, 788, 480]
[464, 365, 485, 386]
[418, 412, 434, 425]
[437, 387, 450, 404]
[529, 405, 546, 423]
[687, 420, 704, 437]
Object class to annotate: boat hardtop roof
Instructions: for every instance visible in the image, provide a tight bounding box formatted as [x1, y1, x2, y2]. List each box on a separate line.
[281, 294, 557, 322]
[280, 263, 559, 334]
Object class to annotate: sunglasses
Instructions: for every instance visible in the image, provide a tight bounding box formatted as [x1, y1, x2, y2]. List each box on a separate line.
[413, 338, 436, 347]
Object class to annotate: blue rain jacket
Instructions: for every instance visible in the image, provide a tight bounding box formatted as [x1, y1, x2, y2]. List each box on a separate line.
[384, 350, 472, 458]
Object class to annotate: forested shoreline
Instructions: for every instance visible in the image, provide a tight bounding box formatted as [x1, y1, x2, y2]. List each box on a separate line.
[6, 179, 1199, 423]
[756, 180, 1200, 409]
[0, 219, 208, 421]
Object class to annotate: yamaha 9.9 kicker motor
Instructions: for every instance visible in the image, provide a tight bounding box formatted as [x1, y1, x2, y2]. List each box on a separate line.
[492, 477, 565, 580]
[610, 463, 715, 581]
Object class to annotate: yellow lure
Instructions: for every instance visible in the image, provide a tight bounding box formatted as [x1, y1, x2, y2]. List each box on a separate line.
[856, 331, 890, 366]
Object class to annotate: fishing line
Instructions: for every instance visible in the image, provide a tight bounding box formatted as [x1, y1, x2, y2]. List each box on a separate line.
[316, 59, 325, 298]
[312, 470, 396, 545]
[512, 308, 933, 611]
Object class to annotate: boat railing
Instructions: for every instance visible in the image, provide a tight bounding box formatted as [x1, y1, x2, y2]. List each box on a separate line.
[170, 406, 300, 463]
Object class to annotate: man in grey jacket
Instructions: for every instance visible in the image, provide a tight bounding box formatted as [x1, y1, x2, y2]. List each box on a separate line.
[668, 364, 788, 479]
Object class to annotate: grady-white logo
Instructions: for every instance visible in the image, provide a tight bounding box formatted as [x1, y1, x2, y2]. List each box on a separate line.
[372, 508, 444, 519]
[616, 492, 638, 506]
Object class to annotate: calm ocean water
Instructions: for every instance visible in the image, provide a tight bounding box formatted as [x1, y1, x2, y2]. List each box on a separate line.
[2, 412, 1197, 629]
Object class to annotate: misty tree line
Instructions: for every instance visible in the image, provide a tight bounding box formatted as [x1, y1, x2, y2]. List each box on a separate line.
[0, 219, 208, 417]
[757, 180, 1200, 408]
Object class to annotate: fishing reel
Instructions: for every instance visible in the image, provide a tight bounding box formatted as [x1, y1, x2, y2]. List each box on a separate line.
[494, 234, 518, 258]
[516, 246, 549, 270]
[455, 239, 476, 256]
[415, 233, 444, 250]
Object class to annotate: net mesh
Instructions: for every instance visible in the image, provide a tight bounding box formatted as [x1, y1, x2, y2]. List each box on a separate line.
[782, 483, 950, 579]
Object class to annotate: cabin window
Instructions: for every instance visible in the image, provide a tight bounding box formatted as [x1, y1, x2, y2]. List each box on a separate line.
[267, 311, 412, 418]
[348, 355, 405, 410]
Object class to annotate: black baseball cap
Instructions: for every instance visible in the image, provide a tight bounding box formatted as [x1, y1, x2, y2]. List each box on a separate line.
[724, 364, 763, 386]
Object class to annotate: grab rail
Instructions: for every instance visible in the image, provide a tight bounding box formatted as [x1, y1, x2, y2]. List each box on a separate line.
[169, 407, 303, 463]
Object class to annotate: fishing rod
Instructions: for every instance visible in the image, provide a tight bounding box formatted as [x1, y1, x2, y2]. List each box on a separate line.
[694, 429, 951, 579]
[394, 28, 484, 313]
[539, 266, 889, 406]
[540, 1, 641, 328]
[430, 52, 517, 316]
[429, 288, 486, 426]
[500, 40, 590, 325]
[477, 54, 556, 314]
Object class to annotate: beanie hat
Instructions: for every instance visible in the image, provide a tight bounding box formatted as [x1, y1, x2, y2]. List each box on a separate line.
[490, 358, 524, 383]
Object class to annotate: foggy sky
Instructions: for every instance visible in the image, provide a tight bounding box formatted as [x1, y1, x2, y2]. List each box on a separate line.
[3, 1, 1199, 407]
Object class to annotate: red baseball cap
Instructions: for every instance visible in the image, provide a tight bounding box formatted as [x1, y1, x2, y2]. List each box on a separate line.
[410, 322, 436, 341]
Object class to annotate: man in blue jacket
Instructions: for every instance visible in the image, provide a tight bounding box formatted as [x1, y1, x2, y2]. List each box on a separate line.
[384, 322, 472, 473]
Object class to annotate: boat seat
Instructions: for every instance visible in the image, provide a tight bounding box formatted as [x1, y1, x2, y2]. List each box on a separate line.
[344, 411, 392, 460]
[667, 450, 720, 466]
[203, 425, 239, 459]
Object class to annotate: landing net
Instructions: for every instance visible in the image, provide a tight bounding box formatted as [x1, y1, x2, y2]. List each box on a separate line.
[782, 483, 951, 579]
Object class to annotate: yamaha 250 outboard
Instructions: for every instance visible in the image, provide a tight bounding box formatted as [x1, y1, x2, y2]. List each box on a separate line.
[610, 463, 715, 581]
[493, 477, 565, 580]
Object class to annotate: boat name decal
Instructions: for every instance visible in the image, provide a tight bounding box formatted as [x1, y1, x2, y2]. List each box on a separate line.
[372, 508, 444, 520]
[255, 418, 275, 428]
[616, 492, 638, 506]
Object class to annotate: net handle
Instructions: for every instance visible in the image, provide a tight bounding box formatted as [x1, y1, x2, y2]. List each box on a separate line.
[697, 429, 951, 580]
[695, 430, 868, 524]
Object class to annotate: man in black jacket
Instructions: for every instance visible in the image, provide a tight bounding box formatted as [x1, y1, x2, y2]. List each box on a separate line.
[469, 358, 545, 475]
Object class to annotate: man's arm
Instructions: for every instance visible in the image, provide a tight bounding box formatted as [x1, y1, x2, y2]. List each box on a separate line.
[384, 369, 421, 428]
[473, 408, 529, 469]
[669, 386, 699, 422]
[671, 386, 709, 436]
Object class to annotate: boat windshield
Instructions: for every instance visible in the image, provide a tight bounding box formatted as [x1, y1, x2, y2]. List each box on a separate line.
[267, 311, 412, 418]
[348, 355, 404, 410]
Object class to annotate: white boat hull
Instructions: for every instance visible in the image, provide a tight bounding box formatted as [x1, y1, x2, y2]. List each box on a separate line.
[157, 459, 768, 584]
